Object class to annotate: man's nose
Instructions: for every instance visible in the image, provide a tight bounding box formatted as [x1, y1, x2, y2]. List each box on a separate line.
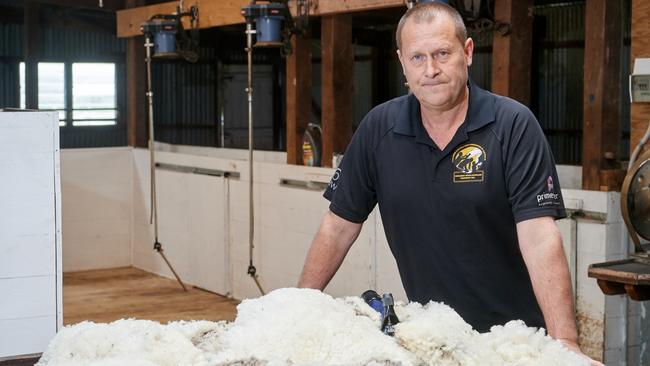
[424, 56, 440, 77]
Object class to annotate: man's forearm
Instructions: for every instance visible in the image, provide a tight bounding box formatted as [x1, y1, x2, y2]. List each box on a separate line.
[517, 218, 578, 342]
[298, 210, 363, 290]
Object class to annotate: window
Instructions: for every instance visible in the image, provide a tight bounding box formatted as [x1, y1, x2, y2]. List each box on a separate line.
[19, 62, 117, 127]
[72, 63, 117, 126]
[20, 62, 66, 126]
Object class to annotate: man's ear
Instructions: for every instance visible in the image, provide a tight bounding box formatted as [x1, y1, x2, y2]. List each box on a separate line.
[464, 38, 474, 67]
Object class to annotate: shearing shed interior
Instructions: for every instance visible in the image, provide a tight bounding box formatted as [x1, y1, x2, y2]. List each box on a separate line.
[1, 0, 650, 365]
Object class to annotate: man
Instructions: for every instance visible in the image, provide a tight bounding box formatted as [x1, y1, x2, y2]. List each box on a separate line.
[298, 2, 601, 365]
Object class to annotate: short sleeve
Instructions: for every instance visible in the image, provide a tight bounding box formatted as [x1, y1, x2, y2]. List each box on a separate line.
[323, 117, 377, 223]
[505, 109, 566, 223]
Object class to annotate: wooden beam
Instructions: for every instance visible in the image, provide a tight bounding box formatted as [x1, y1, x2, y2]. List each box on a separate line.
[35, 0, 125, 11]
[321, 14, 353, 168]
[285, 34, 311, 165]
[116, 0, 405, 38]
[126, 0, 147, 147]
[631, 0, 650, 160]
[24, 1, 40, 110]
[117, 1, 246, 38]
[491, 0, 533, 105]
[582, 0, 623, 191]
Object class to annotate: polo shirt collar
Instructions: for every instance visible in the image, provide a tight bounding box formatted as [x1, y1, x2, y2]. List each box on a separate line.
[393, 80, 496, 137]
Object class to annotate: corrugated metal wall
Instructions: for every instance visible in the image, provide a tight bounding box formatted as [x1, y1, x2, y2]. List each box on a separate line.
[468, 20, 493, 90]
[0, 23, 23, 108]
[151, 47, 219, 147]
[0, 14, 127, 148]
[531, 2, 585, 165]
[531, 0, 630, 165]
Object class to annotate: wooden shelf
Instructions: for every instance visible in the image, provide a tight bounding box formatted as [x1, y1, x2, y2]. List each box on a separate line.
[588, 258, 650, 301]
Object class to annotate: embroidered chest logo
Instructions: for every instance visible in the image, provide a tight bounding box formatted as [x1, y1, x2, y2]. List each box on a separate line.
[452, 144, 486, 183]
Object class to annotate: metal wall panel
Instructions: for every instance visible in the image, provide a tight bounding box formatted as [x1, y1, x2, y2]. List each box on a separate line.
[468, 22, 492, 90]
[151, 58, 219, 148]
[531, 0, 630, 165]
[0, 16, 127, 148]
[532, 2, 585, 165]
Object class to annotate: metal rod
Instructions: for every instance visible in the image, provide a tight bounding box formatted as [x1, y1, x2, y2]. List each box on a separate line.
[245, 20, 265, 296]
[158, 246, 187, 291]
[145, 36, 156, 230]
[145, 35, 187, 292]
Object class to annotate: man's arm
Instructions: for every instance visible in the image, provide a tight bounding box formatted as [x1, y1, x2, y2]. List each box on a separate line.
[297, 210, 363, 290]
[517, 216, 603, 366]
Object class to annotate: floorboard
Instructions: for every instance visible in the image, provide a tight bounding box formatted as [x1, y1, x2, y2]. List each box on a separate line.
[63, 267, 239, 325]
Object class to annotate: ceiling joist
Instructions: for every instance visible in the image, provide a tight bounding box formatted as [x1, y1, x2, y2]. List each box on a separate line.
[116, 0, 405, 38]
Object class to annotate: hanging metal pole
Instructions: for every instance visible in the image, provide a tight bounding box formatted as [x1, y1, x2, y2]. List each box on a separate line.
[145, 35, 187, 292]
[245, 20, 265, 296]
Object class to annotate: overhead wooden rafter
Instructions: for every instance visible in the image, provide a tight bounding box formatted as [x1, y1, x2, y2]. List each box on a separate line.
[116, 0, 405, 38]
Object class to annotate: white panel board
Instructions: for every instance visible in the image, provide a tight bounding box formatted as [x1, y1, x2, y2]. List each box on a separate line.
[0, 112, 60, 358]
[0, 316, 58, 358]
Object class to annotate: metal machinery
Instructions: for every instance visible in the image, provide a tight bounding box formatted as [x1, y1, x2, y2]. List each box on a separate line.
[240, 0, 309, 294]
[588, 152, 650, 301]
[140, 1, 200, 291]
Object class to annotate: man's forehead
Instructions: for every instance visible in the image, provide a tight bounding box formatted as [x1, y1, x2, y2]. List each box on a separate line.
[401, 17, 461, 49]
[402, 16, 456, 38]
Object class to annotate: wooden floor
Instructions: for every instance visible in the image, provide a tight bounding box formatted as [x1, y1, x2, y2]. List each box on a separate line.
[63, 267, 239, 325]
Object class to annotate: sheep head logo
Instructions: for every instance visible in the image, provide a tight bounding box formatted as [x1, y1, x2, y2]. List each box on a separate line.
[452, 144, 486, 183]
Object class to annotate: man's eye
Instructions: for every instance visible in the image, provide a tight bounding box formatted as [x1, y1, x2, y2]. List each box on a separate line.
[411, 54, 424, 62]
[436, 51, 450, 60]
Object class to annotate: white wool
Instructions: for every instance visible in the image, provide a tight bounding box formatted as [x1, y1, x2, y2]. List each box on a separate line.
[37, 288, 590, 366]
[207, 288, 415, 365]
[470, 321, 590, 366]
[394, 301, 478, 366]
[36, 319, 209, 366]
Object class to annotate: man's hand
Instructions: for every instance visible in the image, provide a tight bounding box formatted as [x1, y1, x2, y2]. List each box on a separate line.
[558, 339, 605, 366]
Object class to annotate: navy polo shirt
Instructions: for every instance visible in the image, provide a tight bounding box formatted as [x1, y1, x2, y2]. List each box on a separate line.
[323, 83, 566, 332]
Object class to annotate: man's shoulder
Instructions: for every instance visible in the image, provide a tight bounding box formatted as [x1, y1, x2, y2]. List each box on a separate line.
[480, 90, 539, 136]
[356, 94, 409, 136]
[490, 92, 536, 123]
[364, 94, 409, 125]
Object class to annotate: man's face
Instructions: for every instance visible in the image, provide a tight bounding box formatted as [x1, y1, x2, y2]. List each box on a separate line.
[397, 16, 474, 111]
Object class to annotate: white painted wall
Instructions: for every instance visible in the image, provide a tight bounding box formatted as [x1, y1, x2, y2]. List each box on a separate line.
[0, 112, 62, 358]
[130, 148, 407, 301]
[60, 147, 133, 271]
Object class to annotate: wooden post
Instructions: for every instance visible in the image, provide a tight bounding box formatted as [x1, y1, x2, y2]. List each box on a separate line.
[321, 14, 353, 168]
[24, 1, 39, 110]
[630, 0, 650, 162]
[582, 0, 623, 191]
[491, 0, 533, 105]
[126, 0, 147, 147]
[285, 34, 311, 165]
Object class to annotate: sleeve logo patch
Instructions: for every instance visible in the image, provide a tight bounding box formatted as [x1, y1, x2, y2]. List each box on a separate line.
[537, 175, 559, 206]
[329, 168, 341, 191]
[452, 144, 486, 183]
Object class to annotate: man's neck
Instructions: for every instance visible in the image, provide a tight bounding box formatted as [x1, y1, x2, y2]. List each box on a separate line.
[419, 86, 470, 150]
